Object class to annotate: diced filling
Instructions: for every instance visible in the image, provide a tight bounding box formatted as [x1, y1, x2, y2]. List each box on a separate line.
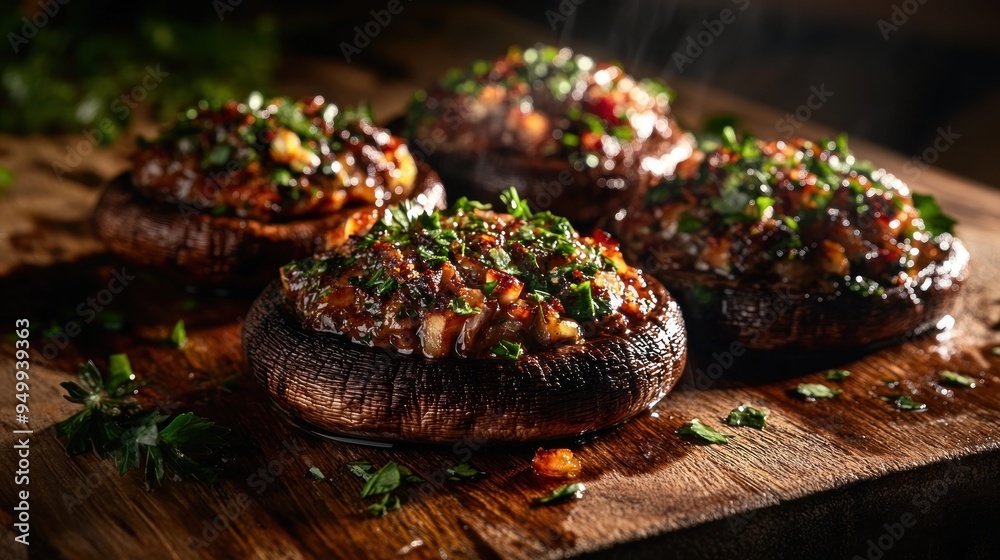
[620, 129, 958, 296]
[132, 94, 418, 222]
[409, 45, 687, 174]
[282, 189, 658, 359]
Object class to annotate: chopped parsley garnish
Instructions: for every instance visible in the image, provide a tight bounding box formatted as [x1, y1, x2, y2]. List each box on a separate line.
[882, 394, 927, 411]
[939, 370, 976, 388]
[793, 383, 842, 400]
[642, 128, 958, 291]
[535, 482, 585, 505]
[824, 369, 851, 382]
[481, 280, 499, 295]
[677, 419, 732, 444]
[348, 459, 482, 517]
[55, 357, 228, 484]
[492, 340, 523, 360]
[725, 404, 768, 430]
[563, 281, 607, 322]
[450, 297, 479, 316]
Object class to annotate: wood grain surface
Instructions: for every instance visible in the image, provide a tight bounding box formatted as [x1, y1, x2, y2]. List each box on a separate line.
[1, 5, 999, 559]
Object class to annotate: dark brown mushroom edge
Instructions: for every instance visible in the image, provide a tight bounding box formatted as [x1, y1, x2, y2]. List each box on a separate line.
[94, 94, 445, 290]
[615, 129, 970, 352]
[242, 189, 687, 443]
[404, 45, 694, 226]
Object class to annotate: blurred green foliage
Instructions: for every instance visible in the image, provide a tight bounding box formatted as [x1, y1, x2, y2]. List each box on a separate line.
[0, 4, 278, 143]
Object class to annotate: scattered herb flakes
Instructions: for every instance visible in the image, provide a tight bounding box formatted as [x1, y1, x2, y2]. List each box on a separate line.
[882, 394, 927, 411]
[360, 461, 402, 498]
[882, 379, 900, 389]
[676, 419, 732, 444]
[170, 320, 188, 349]
[793, 383, 842, 400]
[536, 482, 585, 505]
[307, 466, 326, 480]
[367, 493, 401, 517]
[446, 462, 486, 481]
[939, 371, 977, 388]
[725, 404, 768, 430]
[824, 369, 851, 382]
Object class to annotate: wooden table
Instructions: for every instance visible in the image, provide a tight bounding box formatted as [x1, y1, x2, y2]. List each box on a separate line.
[1, 5, 998, 559]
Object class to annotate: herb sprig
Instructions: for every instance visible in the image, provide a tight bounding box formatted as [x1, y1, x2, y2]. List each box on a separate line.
[55, 356, 229, 484]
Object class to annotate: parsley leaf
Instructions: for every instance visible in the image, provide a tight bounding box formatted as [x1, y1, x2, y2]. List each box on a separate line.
[446, 462, 487, 481]
[360, 461, 402, 498]
[562, 281, 611, 322]
[882, 394, 927, 411]
[450, 297, 479, 316]
[911, 193, 957, 236]
[677, 419, 732, 444]
[824, 369, 851, 382]
[367, 493, 401, 517]
[481, 280, 498, 295]
[55, 358, 228, 484]
[536, 482, 585, 505]
[170, 320, 188, 349]
[725, 404, 768, 430]
[491, 340, 523, 360]
[452, 197, 492, 213]
[939, 370, 976, 388]
[346, 460, 375, 481]
[793, 383, 842, 400]
[499, 187, 532, 219]
[307, 466, 326, 480]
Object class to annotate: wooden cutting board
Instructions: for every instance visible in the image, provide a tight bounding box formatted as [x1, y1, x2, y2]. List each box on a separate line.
[1, 6, 999, 558]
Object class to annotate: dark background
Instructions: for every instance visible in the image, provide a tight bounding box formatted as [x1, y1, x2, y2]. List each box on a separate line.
[3, 0, 998, 186]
